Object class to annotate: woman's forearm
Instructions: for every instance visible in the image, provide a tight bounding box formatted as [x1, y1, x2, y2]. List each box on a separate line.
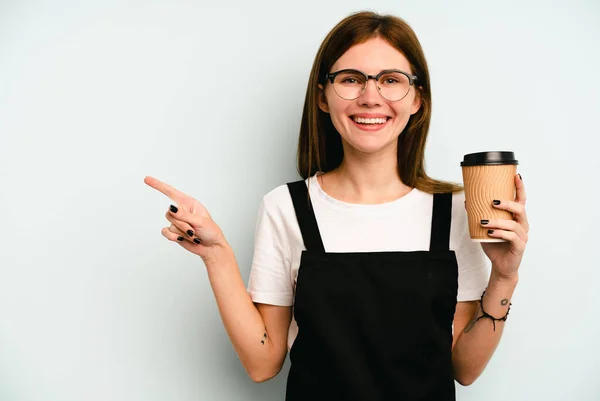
[202, 244, 284, 382]
[452, 270, 518, 385]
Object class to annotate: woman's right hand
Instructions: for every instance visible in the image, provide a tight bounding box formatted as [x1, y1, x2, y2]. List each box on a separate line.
[145, 176, 291, 381]
[144, 176, 227, 261]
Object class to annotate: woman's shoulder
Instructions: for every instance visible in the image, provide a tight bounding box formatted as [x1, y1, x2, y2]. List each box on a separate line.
[262, 178, 304, 203]
[259, 178, 308, 221]
[449, 190, 467, 220]
[417, 189, 467, 224]
[255, 179, 309, 246]
[450, 189, 466, 205]
[412, 187, 465, 204]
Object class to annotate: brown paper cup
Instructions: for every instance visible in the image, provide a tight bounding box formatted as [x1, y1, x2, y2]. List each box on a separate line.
[461, 152, 518, 242]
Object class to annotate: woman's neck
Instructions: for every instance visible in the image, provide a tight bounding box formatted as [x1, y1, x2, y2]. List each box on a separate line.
[318, 150, 413, 205]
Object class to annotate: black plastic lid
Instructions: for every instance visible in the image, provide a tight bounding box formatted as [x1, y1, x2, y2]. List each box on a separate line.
[460, 151, 518, 167]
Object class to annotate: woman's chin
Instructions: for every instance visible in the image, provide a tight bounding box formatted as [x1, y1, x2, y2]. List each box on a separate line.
[343, 136, 397, 156]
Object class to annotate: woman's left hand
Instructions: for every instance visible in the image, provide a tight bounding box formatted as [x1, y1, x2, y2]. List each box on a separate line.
[480, 174, 529, 280]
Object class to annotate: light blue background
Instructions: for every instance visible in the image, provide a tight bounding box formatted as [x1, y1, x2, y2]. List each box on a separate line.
[1, 0, 599, 400]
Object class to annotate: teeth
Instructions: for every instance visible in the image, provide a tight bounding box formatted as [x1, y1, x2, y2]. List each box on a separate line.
[353, 117, 388, 124]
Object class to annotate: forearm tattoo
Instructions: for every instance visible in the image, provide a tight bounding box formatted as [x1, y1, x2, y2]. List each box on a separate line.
[261, 327, 267, 345]
[463, 303, 481, 333]
[500, 298, 509, 306]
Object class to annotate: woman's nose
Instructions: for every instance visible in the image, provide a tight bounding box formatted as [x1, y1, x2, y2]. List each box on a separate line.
[358, 79, 383, 106]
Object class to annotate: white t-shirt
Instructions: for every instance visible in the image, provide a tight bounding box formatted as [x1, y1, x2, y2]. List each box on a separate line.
[247, 175, 491, 351]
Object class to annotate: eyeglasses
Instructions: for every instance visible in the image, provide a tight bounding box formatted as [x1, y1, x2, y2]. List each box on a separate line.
[324, 69, 418, 102]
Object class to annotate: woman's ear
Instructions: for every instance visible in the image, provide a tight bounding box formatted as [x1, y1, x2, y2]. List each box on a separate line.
[317, 84, 330, 113]
[410, 86, 423, 115]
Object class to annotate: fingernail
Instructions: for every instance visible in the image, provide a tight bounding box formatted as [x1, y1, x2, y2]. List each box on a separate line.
[493, 200, 501, 205]
[488, 229, 494, 234]
[193, 238, 201, 244]
[187, 230, 194, 237]
[481, 220, 489, 225]
[170, 205, 178, 213]
[518, 173, 522, 182]
[177, 236, 184, 241]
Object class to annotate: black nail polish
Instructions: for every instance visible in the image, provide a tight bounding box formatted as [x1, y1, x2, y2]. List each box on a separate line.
[481, 220, 489, 225]
[193, 238, 201, 244]
[488, 229, 494, 234]
[177, 236, 184, 241]
[170, 205, 178, 213]
[493, 200, 501, 205]
[518, 173, 522, 182]
[187, 230, 194, 237]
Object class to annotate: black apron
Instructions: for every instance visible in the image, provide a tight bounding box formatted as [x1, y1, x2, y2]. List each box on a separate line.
[285, 180, 459, 401]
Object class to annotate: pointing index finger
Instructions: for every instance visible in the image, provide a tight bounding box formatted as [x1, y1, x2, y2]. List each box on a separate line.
[144, 176, 184, 202]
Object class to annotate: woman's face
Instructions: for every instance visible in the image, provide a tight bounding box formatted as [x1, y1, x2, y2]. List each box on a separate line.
[318, 37, 421, 157]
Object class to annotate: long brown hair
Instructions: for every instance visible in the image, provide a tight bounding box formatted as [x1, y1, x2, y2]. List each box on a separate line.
[297, 11, 463, 194]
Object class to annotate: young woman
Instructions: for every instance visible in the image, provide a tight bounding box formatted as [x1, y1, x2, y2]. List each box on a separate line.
[145, 11, 529, 401]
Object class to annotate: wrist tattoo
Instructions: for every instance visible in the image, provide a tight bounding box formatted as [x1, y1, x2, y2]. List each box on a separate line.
[500, 298, 509, 306]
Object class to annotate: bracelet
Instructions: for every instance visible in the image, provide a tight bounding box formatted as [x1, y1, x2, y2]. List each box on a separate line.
[476, 288, 512, 332]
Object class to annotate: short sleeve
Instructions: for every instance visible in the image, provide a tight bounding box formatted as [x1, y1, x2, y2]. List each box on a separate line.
[246, 197, 294, 306]
[451, 192, 492, 302]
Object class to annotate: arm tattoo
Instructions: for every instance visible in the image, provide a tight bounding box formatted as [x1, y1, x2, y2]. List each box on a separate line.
[464, 298, 511, 334]
[463, 303, 482, 334]
[261, 327, 267, 345]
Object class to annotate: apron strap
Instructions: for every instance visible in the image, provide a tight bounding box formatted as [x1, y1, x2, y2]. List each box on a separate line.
[287, 180, 326, 253]
[430, 192, 453, 252]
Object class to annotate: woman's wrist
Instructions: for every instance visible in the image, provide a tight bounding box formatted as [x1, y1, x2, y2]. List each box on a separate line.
[490, 267, 519, 287]
[202, 240, 235, 269]
[480, 270, 518, 321]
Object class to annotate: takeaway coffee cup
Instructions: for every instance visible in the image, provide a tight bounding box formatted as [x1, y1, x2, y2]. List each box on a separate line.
[460, 151, 519, 242]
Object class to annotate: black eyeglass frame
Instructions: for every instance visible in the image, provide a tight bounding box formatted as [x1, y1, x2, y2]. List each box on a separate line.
[324, 68, 419, 101]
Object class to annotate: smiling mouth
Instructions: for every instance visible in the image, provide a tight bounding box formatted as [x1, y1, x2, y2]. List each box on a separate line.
[351, 116, 391, 125]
